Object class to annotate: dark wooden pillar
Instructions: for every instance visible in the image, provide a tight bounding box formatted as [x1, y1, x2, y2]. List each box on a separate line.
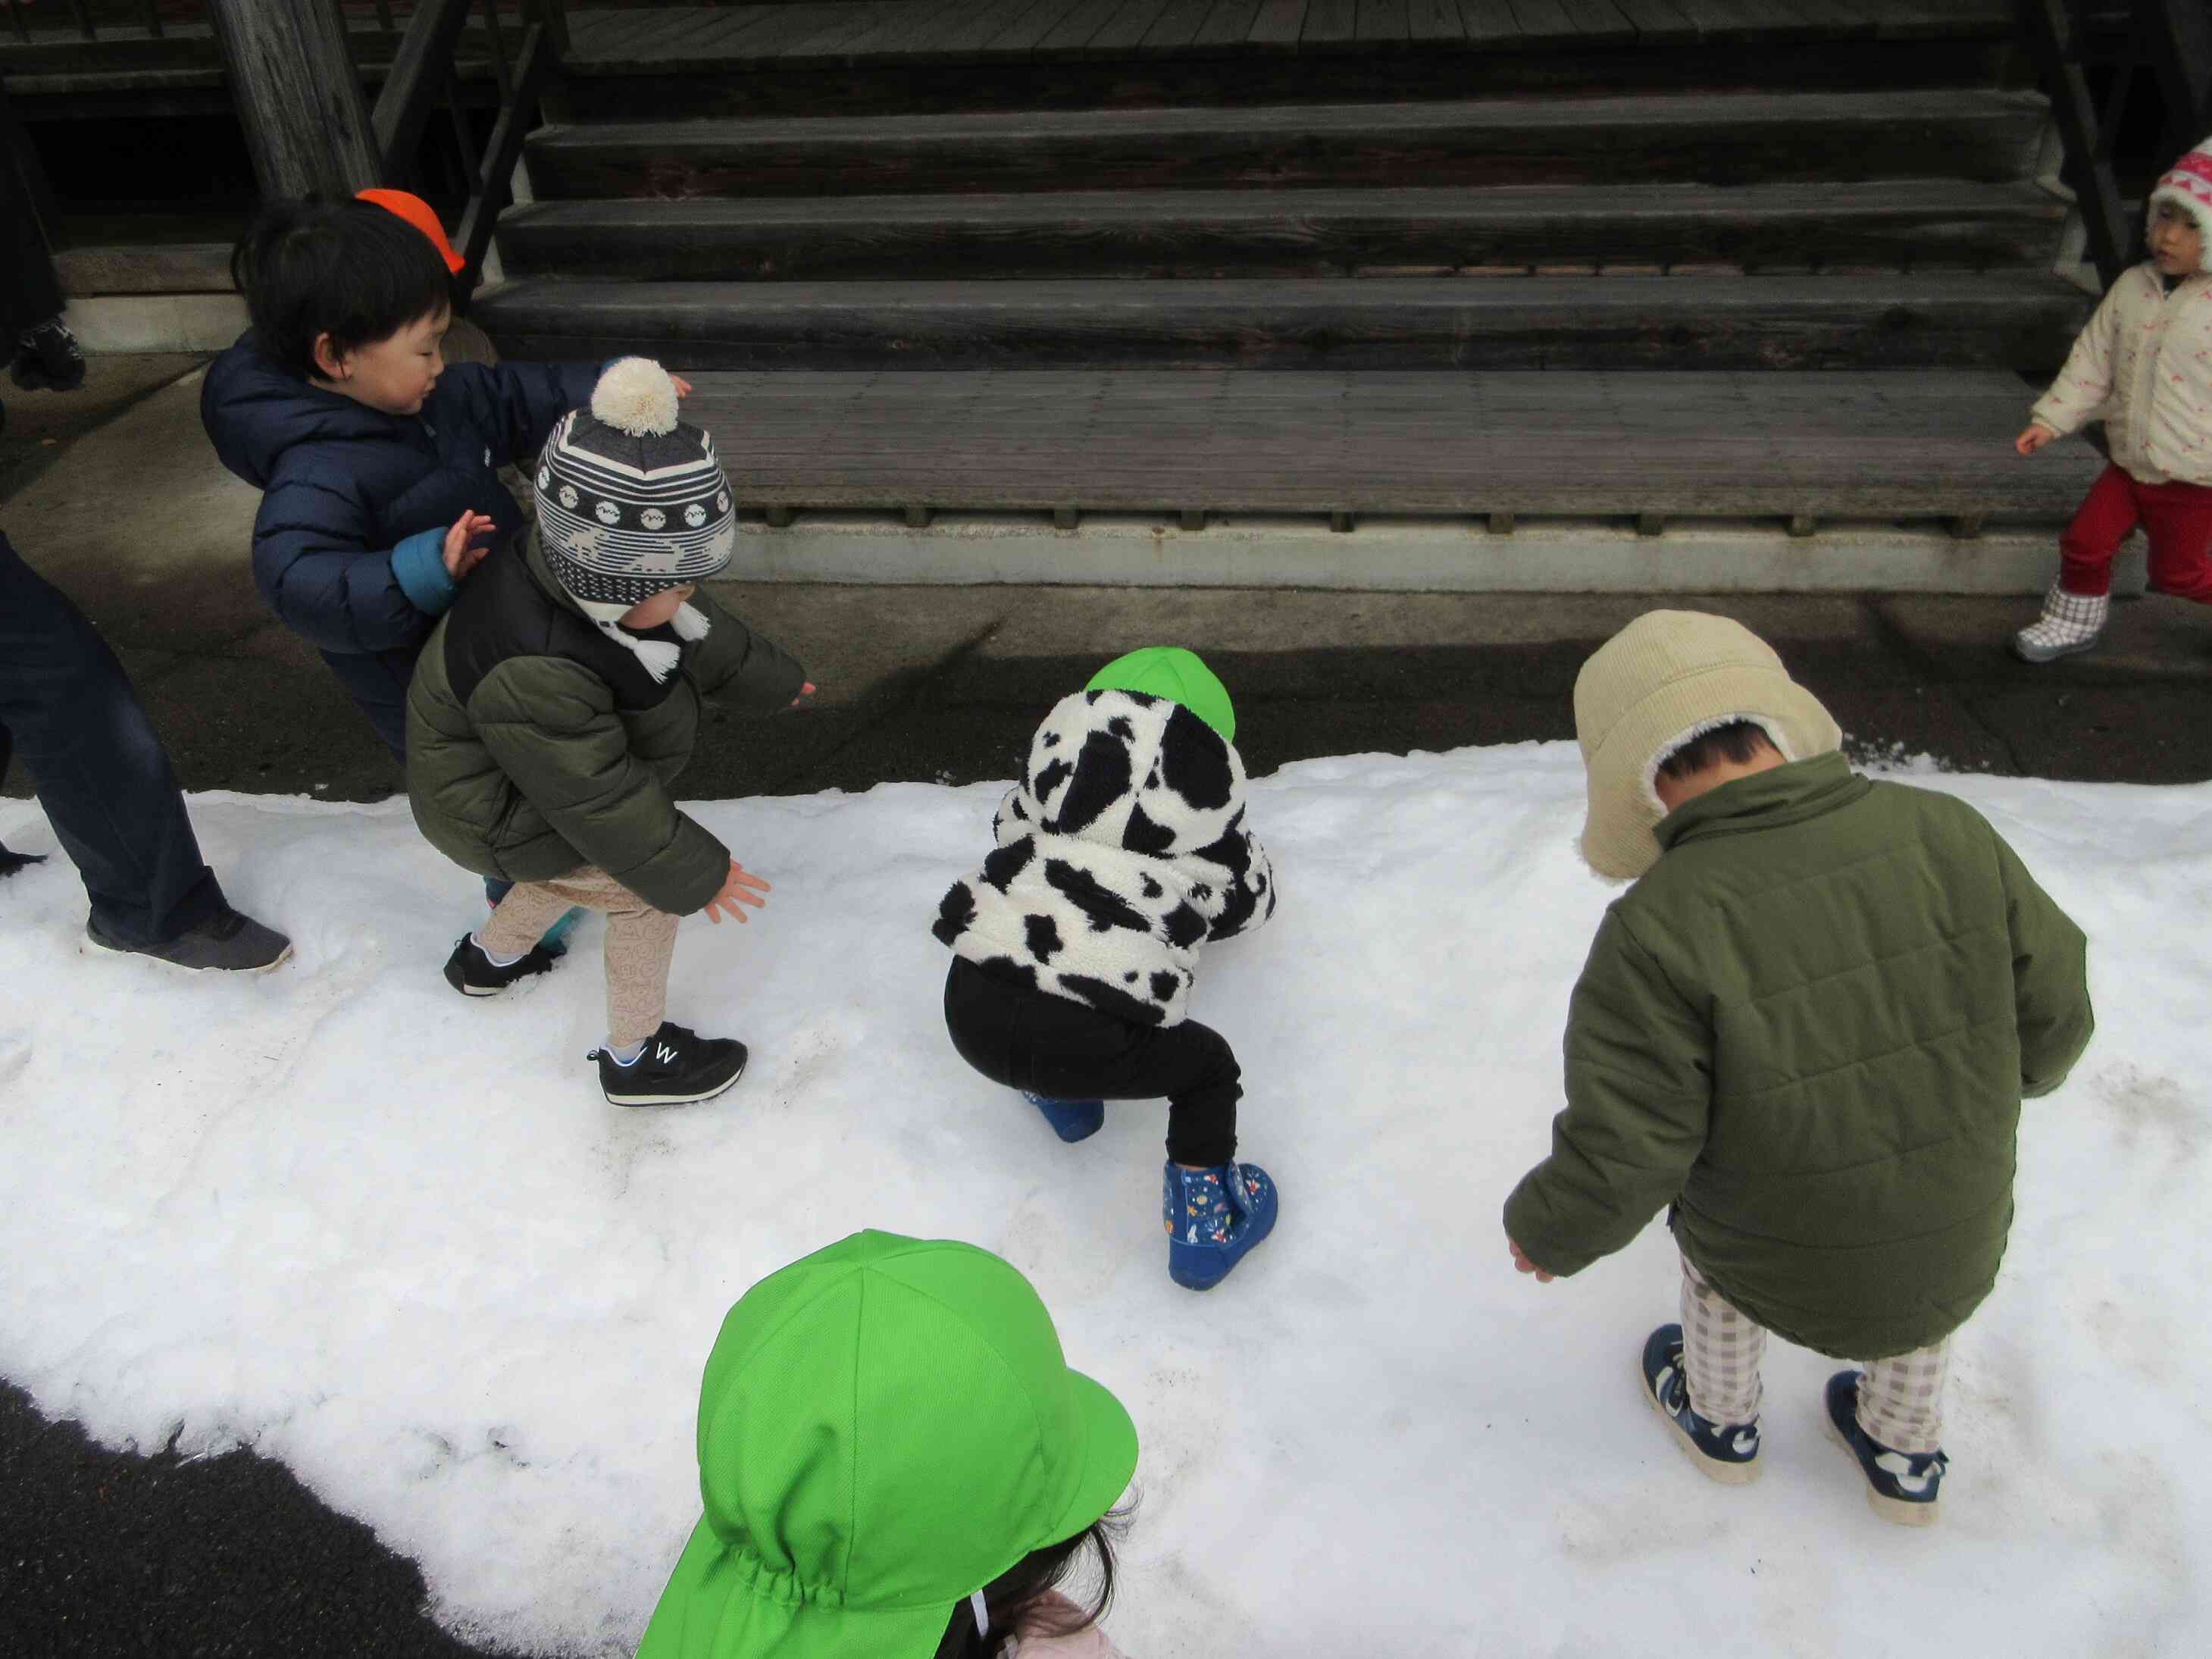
[208, 0, 381, 199]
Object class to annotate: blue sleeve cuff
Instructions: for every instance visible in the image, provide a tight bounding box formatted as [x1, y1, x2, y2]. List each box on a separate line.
[390, 527, 458, 615]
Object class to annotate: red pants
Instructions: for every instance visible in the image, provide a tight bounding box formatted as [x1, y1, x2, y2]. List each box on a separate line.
[2058, 464, 2212, 599]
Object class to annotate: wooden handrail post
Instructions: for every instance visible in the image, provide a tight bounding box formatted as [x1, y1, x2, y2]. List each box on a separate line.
[208, 0, 382, 198]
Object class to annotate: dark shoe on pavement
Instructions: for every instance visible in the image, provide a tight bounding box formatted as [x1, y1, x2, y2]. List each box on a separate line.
[443, 934, 556, 997]
[12, 318, 86, 392]
[1823, 1370, 1948, 1526]
[1639, 1323, 1762, 1485]
[86, 906, 292, 972]
[589, 1021, 748, 1108]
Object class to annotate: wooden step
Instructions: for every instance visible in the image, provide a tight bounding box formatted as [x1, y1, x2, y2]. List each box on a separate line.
[496, 180, 2069, 282]
[555, 2, 2025, 118]
[473, 271, 2088, 371]
[524, 89, 2050, 200]
[654, 367, 2101, 521]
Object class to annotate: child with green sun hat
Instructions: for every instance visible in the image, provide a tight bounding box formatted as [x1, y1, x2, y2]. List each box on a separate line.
[637, 1230, 1139, 1659]
[932, 646, 1281, 1291]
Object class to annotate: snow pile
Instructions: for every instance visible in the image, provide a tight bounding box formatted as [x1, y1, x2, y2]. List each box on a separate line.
[1, 746, 2206, 1657]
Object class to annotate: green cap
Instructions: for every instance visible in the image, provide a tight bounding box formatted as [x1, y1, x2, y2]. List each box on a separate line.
[1086, 646, 1235, 742]
[637, 1232, 1139, 1659]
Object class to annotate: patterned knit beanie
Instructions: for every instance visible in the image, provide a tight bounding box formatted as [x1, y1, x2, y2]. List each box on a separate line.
[534, 357, 735, 682]
[1572, 610, 1840, 882]
[2150, 135, 2212, 274]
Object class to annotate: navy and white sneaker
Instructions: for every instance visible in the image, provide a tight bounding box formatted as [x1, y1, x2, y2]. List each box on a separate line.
[1639, 1324, 1762, 1485]
[1162, 1160, 1278, 1291]
[590, 1021, 747, 1108]
[443, 934, 556, 996]
[1021, 1090, 1105, 1143]
[1823, 1370, 1948, 1526]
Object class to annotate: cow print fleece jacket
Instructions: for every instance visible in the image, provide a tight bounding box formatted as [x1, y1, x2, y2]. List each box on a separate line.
[934, 688, 1275, 1028]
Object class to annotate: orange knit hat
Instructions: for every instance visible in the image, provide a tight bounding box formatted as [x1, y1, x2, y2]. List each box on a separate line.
[355, 188, 465, 275]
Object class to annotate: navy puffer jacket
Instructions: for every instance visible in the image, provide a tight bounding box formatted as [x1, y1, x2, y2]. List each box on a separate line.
[202, 330, 598, 753]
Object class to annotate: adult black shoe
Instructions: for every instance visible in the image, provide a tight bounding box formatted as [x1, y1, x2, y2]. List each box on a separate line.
[86, 906, 293, 972]
[12, 319, 86, 392]
[443, 934, 556, 996]
[589, 1021, 747, 1108]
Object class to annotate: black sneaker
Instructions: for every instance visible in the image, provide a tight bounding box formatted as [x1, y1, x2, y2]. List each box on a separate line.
[590, 1021, 747, 1108]
[12, 318, 86, 392]
[1640, 1324, 1762, 1485]
[86, 906, 292, 973]
[443, 934, 556, 996]
[1823, 1370, 1948, 1526]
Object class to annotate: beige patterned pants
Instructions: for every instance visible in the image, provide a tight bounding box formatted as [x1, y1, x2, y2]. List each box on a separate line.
[478, 866, 677, 1049]
[1680, 1254, 1952, 1454]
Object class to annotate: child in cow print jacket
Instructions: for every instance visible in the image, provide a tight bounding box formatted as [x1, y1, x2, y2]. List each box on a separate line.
[934, 647, 1281, 1291]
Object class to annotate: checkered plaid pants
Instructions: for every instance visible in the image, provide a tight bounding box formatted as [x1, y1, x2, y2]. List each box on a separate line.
[1680, 1255, 1952, 1454]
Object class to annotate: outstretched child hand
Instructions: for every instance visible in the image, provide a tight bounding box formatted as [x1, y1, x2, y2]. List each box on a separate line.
[1508, 1236, 1555, 1283]
[443, 510, 497, 581]
[2015, 422, 2060, 457]
[790, 681, 817, 709]
[671, 374, 693, 399]
[705, 859, 771, 925]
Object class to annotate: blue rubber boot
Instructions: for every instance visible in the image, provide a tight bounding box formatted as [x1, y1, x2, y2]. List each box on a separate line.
[483, 876, 582, 959]
[1021, 1091, 1105, 1143]
[1162, 1160, 1278, 1291]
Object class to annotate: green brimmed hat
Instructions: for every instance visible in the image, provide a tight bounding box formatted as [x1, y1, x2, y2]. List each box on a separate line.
[1087, 646, 1235, 742]
[637, 1232, 1139, 1659]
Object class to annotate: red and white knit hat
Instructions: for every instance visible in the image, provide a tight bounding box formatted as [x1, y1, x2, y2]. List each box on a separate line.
[2151, 135, 2212, 274]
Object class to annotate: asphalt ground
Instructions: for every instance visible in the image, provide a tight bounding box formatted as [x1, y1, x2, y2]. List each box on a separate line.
[4, 362, 2210, 1658]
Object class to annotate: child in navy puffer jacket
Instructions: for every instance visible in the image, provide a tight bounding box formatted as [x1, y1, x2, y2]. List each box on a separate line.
[202, 198, 602, 761]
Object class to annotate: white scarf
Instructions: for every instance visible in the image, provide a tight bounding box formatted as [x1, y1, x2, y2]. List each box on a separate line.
[571, 595, 712, 684]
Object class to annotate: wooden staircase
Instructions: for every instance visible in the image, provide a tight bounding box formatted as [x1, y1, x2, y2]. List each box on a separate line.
[471, 1, 2106, 537]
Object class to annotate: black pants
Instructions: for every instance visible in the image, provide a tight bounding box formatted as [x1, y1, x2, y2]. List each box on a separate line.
[0, 532, 226, 945]
[0, 88, 63, 334]
[943, 956, 1241, 1166]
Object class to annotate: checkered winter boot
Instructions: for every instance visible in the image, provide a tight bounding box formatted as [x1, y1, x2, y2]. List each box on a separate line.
[2011, 584, 2107, 663]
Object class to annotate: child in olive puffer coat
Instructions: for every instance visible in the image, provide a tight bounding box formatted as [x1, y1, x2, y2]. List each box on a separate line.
[1503, 610, 2092, 1526]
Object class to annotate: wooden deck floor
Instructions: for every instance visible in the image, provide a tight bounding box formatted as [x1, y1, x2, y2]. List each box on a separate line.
[679, 368, 2101, 521]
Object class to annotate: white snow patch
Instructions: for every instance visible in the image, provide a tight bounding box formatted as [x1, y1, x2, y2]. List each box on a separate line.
[2, 747, 2207, 1657]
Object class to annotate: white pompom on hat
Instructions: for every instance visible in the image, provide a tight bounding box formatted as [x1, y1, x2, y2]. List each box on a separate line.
[2150, 135, 2212, 274]
[533, 357, 735, 682]
[1572, 610, 1841, 882]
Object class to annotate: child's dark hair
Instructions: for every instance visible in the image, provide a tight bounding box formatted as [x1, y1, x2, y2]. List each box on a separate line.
[230, 197, 452, 380]
[1655, 719, 1779, 783]
[934, 1507, 1129, 1659]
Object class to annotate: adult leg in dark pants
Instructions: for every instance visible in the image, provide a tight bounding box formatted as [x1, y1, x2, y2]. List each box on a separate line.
[943, 957, 1241, 1165]
[0, 85, 83, 392]
[0, 532, 287, 968]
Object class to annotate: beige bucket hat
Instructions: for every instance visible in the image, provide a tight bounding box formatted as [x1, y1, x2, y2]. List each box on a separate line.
[1574, 610, 1841, 881]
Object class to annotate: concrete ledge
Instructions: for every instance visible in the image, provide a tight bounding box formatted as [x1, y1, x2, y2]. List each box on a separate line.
[62, 293, 246, 354]
[734, 510, 2119, 596]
